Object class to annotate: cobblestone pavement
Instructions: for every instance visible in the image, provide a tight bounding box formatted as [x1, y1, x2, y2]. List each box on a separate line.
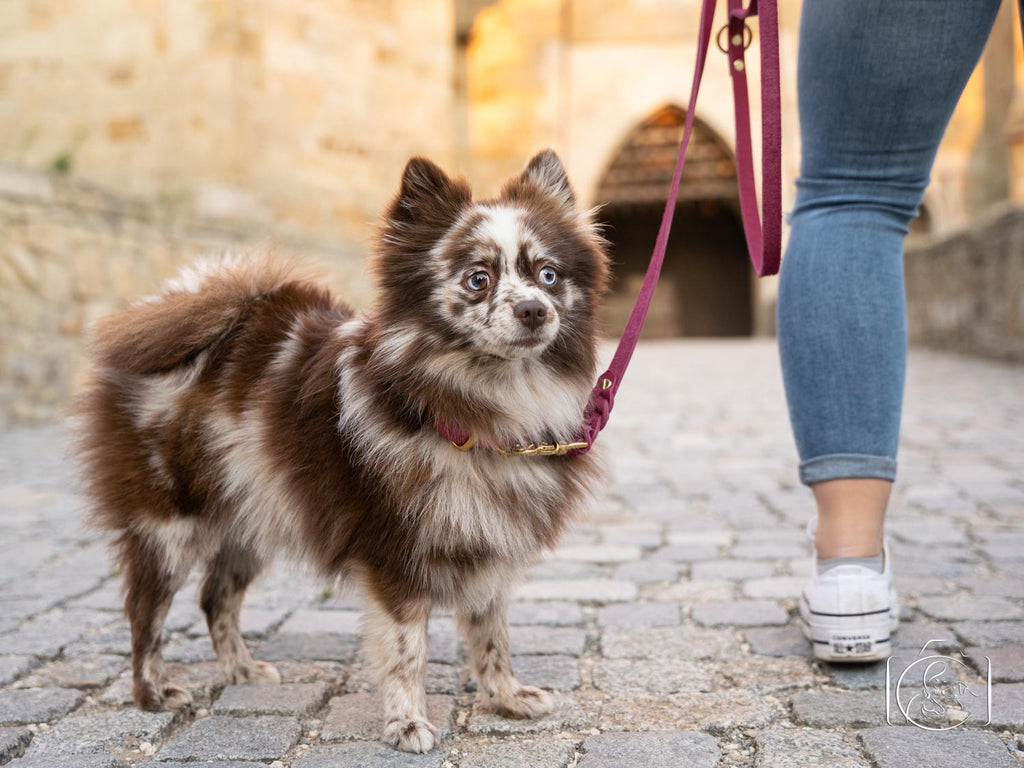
[1, 340, 1022, 768]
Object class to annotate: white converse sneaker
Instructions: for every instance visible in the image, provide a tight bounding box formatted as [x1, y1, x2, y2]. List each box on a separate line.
[800, 521, 899, 663]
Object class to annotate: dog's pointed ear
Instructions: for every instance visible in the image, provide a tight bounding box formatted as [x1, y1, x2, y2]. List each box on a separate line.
[390, 157, 471, 226]
[505, 149, 576, 212]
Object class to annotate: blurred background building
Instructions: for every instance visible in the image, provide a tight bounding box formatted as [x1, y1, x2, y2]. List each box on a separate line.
[1, 0, 1022, 424]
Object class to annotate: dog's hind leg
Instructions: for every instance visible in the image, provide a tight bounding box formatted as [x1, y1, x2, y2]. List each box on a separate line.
[122, 529, 193, 710]
[200, 543, 280, 685]
[457, 590, 553, 719]
[363, 596, 438, 753]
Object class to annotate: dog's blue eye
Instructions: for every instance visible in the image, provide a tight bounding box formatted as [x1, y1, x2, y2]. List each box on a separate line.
[539, 267, 558, 286]
[466, 271, 491, 291]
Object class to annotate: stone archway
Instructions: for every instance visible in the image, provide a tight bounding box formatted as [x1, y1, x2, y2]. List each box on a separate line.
[596, 105, 752, 338]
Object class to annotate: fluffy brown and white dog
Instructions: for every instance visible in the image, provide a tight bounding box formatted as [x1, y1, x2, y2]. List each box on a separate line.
[73, 150, 609, 753]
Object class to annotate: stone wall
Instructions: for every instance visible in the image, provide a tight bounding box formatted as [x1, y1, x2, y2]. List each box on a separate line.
[905, 204, 1024, 362]
[0, 167, 370, 427]
[0, 0, 455, 245]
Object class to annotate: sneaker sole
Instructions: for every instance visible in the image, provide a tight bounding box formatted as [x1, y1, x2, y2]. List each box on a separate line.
[800, 597, 898, 663]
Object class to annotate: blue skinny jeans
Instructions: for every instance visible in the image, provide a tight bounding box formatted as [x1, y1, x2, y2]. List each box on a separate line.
[778, 0, 1005, 486]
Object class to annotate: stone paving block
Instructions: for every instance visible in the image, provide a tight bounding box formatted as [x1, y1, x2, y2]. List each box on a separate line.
[966, 645, 1024, 681]
[666, 529, 734, 547]
[293, 742, 446, 767]
[596, 523, 662, 547]
[648, 544, 721, 563]
[596, 602, 679, 627]
[512, 654, 580, 691]
[257, 632, 360, 662]
[0, 688, 84, 725]
[156, 715, 301, 762]
[162, 636, 217, 663]
[64, 626, 132, 657]
[642, 579, 735, 603]
[212, 681, 330, 716]
[791, 690, 887, 728]
[691, 559, 773, 580]
[592, 658, 711, 694]
[602, 625, 740, 661]
[276, 609, 361, 635]
[692, 599, 789, 627]
[459, 736, 577, 768]
[919, 596, 1024, 622]
[508, 601, 584, 627]
[3, 756, 126, 768]
[26, 709, 175, 758]
[509, 626, 585, 656]
[952, 621, 1024, 647]
[98, 662, 224, 707]
[139, 763, 260, 768]
[528, 561, 606, 581]
[599, 690, 775, 732]
[0, 655, 37, 686]
[612, 560, 680, 585]
[187, 607, 289, 638]
[427, 619, 460, 664]
[860, 726, 1018, 768]
[25, 653, 128, 688]
[962, 574, 1024, 597]
[731, 543, 808, 560]
[320, 693, 453, 742]
[578, 731, 719, 768]
[553, 545, 641, 563]
[0, 726, 32, 763]
[0, 616, 86, 657]
[741, 577, 806, 599]
[891, 618, 957, 649]
[990, 682, 1024, 729]
[345, 662, 459, 695]
[467, 695, 589, 736]
[823, 660, 888, 690]
[514, 580, 637, 602]
[715, 655, 819, 691]
[755, 727, 870, 768]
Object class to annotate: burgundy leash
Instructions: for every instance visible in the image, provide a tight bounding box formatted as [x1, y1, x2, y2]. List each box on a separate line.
[572, 0, 782, 456]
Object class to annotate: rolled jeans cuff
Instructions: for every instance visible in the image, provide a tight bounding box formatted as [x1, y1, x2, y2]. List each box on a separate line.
[799, 453, 897, 486]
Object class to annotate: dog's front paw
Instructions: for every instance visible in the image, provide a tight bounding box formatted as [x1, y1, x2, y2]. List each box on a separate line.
[383, 717, 440, 753]
[484, 684, 554, 719]
[225, 660, 282, 685]
[134, 679, 193, 711]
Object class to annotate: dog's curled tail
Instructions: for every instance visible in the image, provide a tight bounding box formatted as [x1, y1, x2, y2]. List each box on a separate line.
[90, 253, 326, 374]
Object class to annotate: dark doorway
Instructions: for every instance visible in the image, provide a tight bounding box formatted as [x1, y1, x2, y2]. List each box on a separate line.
[596, 105, 752, 338]
[601, 202, 752, 338]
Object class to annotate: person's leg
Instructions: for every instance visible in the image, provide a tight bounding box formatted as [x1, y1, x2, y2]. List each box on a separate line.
[779, 0, 1003, 558]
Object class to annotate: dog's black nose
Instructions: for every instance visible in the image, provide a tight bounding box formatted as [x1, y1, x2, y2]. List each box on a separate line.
[514, 300, 547, 331]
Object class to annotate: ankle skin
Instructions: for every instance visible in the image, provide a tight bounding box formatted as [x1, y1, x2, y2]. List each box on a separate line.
[811, 478, 891, 559]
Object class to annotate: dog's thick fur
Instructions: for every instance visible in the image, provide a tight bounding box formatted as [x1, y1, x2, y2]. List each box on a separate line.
[73, 150, 608, 753]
